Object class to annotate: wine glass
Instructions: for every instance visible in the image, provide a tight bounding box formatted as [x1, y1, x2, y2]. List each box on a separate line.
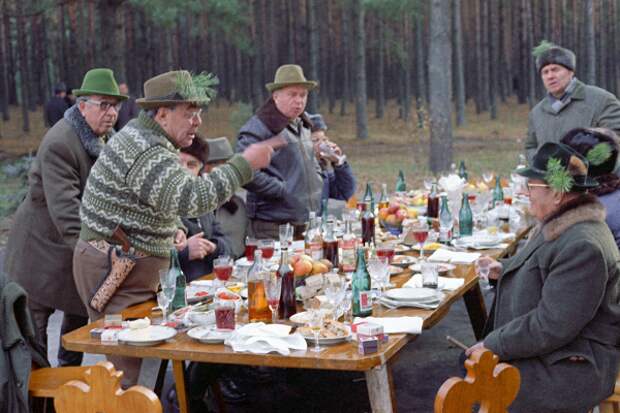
[423, 176, 435, 191]
[342, 291, 353, 324]
[259, 239, 276, 260]
[475, 259, 492, 290]
[213, 256, 233, 287]
[482, 171, 494, 185]
[157, 291, 171, 323]
[263, 271, 282, 324]
[411, 221, 429, 259]
[159, 269, 176, 311]
[367, 256, 389, 298]
[279, 223, 293, 250]
[307, 309, 325, 353]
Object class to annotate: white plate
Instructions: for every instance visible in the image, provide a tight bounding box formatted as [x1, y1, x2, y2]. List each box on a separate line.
[391, 255, 417, 267]
[186, 285, 212, 304]
[385, 288, 438, 302]
[118, 325, 177, 346]
[408, 263, 456, 274]
[187, 325, 233, 344]
[302, 333, 352, 346]
[191, 280, 215, 287]
[289, 309, 332, 325]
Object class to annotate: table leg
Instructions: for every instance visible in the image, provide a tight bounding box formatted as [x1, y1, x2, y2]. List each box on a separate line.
[366, 363, 397, 413]
[172, 360, 189, 413]
[137, 357, 162, 389]
[463, 282, 488, 340]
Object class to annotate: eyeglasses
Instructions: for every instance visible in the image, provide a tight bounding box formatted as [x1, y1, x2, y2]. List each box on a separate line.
[526, 182, 550, 192]
[182, 109, 203, 121]
[85, 99, 122, 112]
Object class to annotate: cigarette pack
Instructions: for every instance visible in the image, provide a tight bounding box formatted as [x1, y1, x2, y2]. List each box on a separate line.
[358, 336, 379, 355]
[100, 329, 119, 344]
[357, 322, 383, 337]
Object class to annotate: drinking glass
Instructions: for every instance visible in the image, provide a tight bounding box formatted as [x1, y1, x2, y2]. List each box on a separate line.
[213, 256, 233, 285]
[376, 243, 395, 264]
[157, 291, 171, 323]
[215, 299, 236, 330]
[307, 309, 325, 353]
[411, 221, 429, 259]
[245, 236, 258, 261]
[423, 176, 435, 191]
[367, 256, 389, 298]
[279, 223, 294, 250]
[342, 291, 353, 324]
[263, 271, 282, 323]
[476, 259, 492, 290]
[421, 261, 439, 289]
[259, 239, 276, 260]
[482, 171, 494, 185]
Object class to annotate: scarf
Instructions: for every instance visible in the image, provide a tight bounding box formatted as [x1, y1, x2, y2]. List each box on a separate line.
[548, 77, 578, 114]
[591, 174, 620, 197]
[63, 105, 112, 159]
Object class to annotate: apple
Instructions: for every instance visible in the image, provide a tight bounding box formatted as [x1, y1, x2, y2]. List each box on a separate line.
[386, 214, 400, 227]
[378, 207, 390, 221]
[395, 209, 408, 221]
[319, 259, 333, 271]
[387, 204, 400, 214]
[293, 259, 313, 276]
[311, 261, 329, 275]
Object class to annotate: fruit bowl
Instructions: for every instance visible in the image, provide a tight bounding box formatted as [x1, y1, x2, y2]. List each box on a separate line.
[379, 218, 403, 236]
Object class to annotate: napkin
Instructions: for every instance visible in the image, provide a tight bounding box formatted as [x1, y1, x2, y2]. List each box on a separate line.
[404, 274, 465, 291]
[438, 174, 466, 192]
[225, 323, 307, 355]
[427, 249, 481, 264]
[354, 316, 423, 335]
[377, 296, 440, 310]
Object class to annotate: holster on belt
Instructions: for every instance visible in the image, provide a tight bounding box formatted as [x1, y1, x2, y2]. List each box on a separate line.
[89, 226, 139, 312]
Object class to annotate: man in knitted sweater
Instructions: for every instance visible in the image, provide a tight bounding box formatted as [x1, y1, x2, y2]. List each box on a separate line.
[72, 70, 276, 385]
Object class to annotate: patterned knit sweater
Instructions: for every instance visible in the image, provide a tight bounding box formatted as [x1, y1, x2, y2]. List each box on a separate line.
[79, 111, 253, 257]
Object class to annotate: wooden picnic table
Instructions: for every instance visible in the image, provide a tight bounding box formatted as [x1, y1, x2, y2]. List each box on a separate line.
[63, 231, 529, 413]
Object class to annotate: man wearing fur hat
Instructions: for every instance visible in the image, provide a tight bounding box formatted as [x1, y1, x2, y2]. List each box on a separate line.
[4, 68, 126, 367]
[525, 41, 620, 162]
[73, 70, 276, 384]
[236, 64, 323, 239]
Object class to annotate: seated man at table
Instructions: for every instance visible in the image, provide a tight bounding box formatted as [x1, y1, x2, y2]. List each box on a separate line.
[467, 142, 620, 413]
[177, 136, 234, 281]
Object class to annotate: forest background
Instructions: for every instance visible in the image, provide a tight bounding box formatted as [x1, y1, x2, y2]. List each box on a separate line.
[0, 0, 619, 234]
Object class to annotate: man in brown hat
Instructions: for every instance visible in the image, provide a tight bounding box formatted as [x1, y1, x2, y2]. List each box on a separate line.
[4, 68, 126, 367]
[236, 64, 323, 239]
[73, 70, 277, 385]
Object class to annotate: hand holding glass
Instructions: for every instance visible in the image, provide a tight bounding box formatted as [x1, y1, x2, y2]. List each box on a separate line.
[475, 258, 492, 290]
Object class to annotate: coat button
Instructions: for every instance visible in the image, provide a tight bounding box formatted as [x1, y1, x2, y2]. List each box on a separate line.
[17, 381, 23, 388]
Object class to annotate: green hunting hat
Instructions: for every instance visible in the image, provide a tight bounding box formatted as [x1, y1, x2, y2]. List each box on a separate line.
[136, 70, 218, 109]
[265, 64, 318, 93]
[206, 137, 234, 163]
[516, 142, 598, 192]
[73, 68, 127, 100]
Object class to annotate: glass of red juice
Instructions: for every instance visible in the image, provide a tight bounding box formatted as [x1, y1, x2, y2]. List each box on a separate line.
[214, 256, 233, 282]
[376, 243, 395, 264]
[245, 237, 258, 261]
[259, 239, 275, 260]
[215, 299, 235, 330]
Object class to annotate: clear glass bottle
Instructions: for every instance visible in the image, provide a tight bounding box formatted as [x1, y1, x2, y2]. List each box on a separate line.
[304, 212, 323, 261]
[247, 250, 271, 322]
[459, 193, 473, 237]
[169, 249, 187, 311]
[352, 247, 373, 317]
[361, 193, 376, 247]
[378, 183, 389, 210]
[339, 214, 357, 273]
[439, 195, 453, 244]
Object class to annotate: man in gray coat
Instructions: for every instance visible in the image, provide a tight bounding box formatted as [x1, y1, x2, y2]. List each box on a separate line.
[3, 68, 126, 366]
[525, 42, 620, 162]
[469, 143, 620, 412]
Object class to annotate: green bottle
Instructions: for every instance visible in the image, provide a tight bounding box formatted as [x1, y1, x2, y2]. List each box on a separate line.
[352, 248, 373, 317]
[395, 170, 406, 193]
[439, 195, 453, 244]
[493, 176, 504, 206]
[459, 193, 473, 237]
[169, 249, 187, 311]
[458, 161, 468, 180]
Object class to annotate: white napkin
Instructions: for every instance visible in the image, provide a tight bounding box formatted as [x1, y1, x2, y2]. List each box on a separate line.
[225, 323, 307, 355]
[438, 174, 466, 192]
[377, 296, 440, 310]
[354, 316, 423, 335]
[427, 249, 481, 264]
[404, 274, 465, 291]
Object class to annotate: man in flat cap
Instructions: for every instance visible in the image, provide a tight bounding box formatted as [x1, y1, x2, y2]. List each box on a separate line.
[236, 64, 323, 239]
[526, 41, 620, 162]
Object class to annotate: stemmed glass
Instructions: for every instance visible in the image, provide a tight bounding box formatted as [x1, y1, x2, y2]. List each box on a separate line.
[307, 309, 325, 353]
[158, 269, 176, 322]
[263, 271, 282, 323]
[324, 276, 345, 316]
[342, 291, 353, 324]
[482, 171, 494, 185]
[367, 255, 389, 299]
[475, 258, 492, 290]
[411, 221, 429, 259]
[423, 176, 435, 191]
[157, 291, 171, 323]
[279, 223, 294, 250]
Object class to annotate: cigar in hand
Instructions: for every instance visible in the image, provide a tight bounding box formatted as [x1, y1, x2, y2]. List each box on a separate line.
[446, 335, 469, 351]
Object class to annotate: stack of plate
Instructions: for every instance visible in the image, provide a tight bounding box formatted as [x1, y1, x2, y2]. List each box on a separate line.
[379, 288, 444, 309]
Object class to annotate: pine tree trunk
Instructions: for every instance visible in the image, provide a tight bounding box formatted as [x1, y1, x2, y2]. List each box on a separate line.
[474, 0, 483, 113]
[15, 0, 30, 132]
[400, 16, 411, 122]
[327, 1, 337, 114]
[306, 0, 319, 113]
[351, 0, 368, 139]
[489, 0, 498, 119]
[2, 1, 16, 106]
[453, 0, 465, 126]
[58, 3, 68, 86]
[415, 15, 426, 128]
[480, 0, 490, 112]
[287, 0, 296, 62]
[429, 0, 452, 173]
[375, 16, 385, 119]
[598, 0, 607, 89]
[0, 4, 9, 121]
[584, 0, 596, 84]
[340, 1, 351, 116]
[251, 0, 265, 110]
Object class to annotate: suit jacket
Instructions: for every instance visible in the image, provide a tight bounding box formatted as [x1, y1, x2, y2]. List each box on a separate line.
[484, 196, 620, 412]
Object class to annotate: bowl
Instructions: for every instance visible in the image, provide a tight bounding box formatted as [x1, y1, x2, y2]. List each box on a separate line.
[379, 219, 403, 235]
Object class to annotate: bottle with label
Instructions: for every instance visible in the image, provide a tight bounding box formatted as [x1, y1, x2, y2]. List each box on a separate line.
[339, 215, 357, 273]
[304, 212, 323, 261]
[361, 192, 376, 247]
[352, 247, 373, 317]
[426, 183, 439, 218]
[459, 193, 473, 237]
[247, 250, 271, 322]
[395, 170, 406, 193]
[493, 176, 504, 206]
[378, 183, 389, 210]
[458, 161, 468, 181]
[277, 247, 296, 320]
[439, 195, 453, 244]
[169, 248, 187, 311]
[322, 221, 339, 268]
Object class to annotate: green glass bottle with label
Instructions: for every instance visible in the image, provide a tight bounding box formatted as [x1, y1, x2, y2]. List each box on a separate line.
[169, 249, 187, 311]
[458, 161, 468, 180]
[352, 248, 373, 317]
[493, 176, 504, 206]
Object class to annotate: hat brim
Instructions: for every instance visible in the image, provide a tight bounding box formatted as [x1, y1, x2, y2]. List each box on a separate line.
[265, 81, 318, 93]
[516, 167, 599, 191]
[73, 89, 128, 101]
[135, 98, 210, 109]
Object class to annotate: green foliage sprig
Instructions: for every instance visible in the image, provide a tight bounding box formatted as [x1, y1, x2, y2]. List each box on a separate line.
[532, 40, 556, 57]
[586, 143, 612, 166]
[545, 157, 573, 192]
[176, 72, 219, 105]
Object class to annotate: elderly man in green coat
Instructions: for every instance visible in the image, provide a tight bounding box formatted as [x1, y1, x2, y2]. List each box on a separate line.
[525, 41, 620, 162]
[468, 142, 620, 412]
[3, 68, 127, 366]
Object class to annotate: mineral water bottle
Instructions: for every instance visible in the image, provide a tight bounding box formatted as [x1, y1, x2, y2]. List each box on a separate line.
[169, 249, 187, 311]
[352, 248, 372, 317]
[439, 195, 453, 244]
[459, 193, 473, 237]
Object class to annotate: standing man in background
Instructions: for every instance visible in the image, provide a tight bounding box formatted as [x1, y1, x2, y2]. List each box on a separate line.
[44, 82, 70, 127]
[114, 82, 139, 130]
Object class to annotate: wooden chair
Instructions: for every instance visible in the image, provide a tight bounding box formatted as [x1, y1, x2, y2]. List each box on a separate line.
[434, 349, 521, 413]
[52, 361, 162, 413]
[599, 374, 620, 413]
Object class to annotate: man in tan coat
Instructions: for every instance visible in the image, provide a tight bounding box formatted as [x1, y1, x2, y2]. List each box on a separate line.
[4, 68, 126, 366]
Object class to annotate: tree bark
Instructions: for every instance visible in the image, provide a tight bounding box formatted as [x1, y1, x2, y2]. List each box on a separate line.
[340, 1, 351, 116]
[15, 0, 30, 132]
[415, 15, 426, 128]
[306, 0, 319, 114]
[429, 0, 453, 173]
[584, 0, 596, 84]
[453, 0, 465, 126]
[488, 0, 498, 119]
[351, 0, 368, 139]
[0, 1, 9, 121]
[375, 15, 385, 119]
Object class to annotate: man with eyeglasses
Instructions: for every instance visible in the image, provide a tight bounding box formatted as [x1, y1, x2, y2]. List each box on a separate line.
[73, 70, 277, 386]
[4, 68, 126, 367]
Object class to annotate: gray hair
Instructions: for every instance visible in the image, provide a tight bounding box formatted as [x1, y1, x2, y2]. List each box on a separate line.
[145, 104, 180, 118]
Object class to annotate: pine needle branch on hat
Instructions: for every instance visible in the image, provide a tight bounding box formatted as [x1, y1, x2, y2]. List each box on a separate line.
[532, 40, 556, 57]
[586, 143, 612, 166]
[176, 71, 219, 104]
[545, 157, 574, 193]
